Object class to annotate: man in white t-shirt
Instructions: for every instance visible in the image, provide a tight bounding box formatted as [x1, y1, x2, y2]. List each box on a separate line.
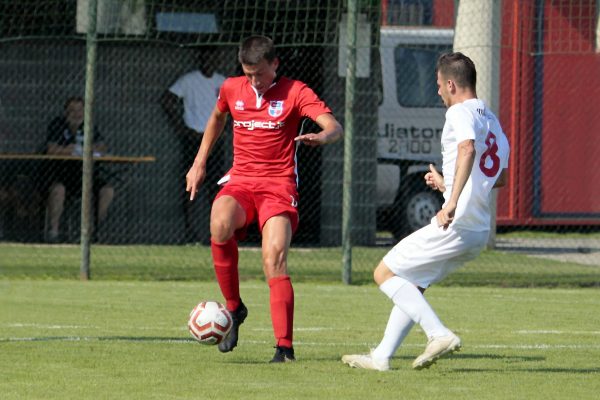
[162, 48, 226, 243]
[342, 52, 510, 371]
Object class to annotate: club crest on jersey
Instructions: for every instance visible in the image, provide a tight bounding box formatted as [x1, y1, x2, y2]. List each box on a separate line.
[268, 101, 284, 117]
[235, 100, 245, 110]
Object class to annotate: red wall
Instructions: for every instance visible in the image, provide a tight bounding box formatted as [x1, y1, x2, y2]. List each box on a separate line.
[497, 0, 600, 225]
[497, 0, 536, 225]
[432, 0, 454, 27]
[539, 2, 600, 217]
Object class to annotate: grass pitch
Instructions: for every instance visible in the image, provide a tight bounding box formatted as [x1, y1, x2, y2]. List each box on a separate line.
[1, 280, 599, 399]
[1, 242, 599, 287]
[1, 239, 598, 398]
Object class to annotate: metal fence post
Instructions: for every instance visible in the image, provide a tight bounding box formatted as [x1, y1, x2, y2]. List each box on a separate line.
[342, 0, 358, 284]
[81, 0, 98, 280]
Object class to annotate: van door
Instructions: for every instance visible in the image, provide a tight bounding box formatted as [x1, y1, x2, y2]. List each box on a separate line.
[377, 28, 453, 238]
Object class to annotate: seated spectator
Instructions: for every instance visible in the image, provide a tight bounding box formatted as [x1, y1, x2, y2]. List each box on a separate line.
[45, 96, 114, 242]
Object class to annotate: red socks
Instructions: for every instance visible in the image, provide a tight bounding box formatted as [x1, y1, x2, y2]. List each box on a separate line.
[212, 238, 294, 348]
[211, 238, 240, 312]
[269, 275, 294, 348]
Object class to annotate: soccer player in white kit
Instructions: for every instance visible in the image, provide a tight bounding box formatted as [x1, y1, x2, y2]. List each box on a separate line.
[342, 52, 510, 371]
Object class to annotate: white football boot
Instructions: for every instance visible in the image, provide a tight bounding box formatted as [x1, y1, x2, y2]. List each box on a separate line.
[342, 350, 390, 371]
[412, 332, 461, 370]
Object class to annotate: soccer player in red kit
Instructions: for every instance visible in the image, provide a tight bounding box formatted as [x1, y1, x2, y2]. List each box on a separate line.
[186, 35, 343, 362]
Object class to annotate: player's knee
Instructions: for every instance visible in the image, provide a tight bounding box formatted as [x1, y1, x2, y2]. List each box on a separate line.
[373, 261, 394, 286]
[209, 218, 234, 242]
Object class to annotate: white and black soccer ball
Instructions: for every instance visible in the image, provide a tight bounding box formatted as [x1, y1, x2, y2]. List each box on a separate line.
[188, 301, 233, 345]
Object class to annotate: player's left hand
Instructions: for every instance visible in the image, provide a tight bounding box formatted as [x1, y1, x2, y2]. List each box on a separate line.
[425, 164, 445, 192]
[295, 133, 326, 147]
[436, 203, 456, 230]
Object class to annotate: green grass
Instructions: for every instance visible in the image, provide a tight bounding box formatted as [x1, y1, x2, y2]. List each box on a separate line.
[1, 242, 598, 287]
[497, 229, 600, 239]
[1, 238, 599, 399]
[1, 280, 599, 399]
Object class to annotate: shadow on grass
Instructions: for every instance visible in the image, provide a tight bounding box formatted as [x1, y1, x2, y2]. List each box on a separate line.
[389, 353, 545, 363]
[452, 367, 600, 374]
[0, 336, 194, 343]
[450, 353, 545, 362]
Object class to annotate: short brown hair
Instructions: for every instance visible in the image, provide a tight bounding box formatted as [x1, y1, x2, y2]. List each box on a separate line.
[436, 52, 477, 90]
[64, 96, 83, 110]
[238, 35, 277, 65]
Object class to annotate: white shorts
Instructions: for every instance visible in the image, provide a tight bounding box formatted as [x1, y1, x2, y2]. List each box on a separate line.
[382, 223, 489, 288]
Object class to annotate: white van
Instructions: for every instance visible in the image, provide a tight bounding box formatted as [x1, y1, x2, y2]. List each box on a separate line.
[376, 27, 454, 239]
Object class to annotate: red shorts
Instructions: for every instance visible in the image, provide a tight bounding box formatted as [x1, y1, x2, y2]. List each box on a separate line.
[214, 175, 299, 240]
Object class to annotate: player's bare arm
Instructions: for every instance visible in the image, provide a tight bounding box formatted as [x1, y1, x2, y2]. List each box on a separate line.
[294, 113, 343, 147]
[424, 163, 445, 192]
[186, 106, 228, 200]
[493, 168, 508, 188]
[437, 139, 475, 229]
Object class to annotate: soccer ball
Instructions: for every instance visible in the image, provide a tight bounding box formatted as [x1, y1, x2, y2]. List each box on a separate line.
[188, 301, 232, 345]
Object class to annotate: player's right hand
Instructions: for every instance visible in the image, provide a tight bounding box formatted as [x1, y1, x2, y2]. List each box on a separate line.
[186, 164, 206, 201]
[436, 202, 456, 230]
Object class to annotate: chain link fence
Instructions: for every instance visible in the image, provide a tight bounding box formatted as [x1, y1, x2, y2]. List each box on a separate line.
[0, 0, 598, 281]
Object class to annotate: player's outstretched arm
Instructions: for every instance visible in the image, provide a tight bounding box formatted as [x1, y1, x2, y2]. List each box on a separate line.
[294, 113, 343, 147]
[186, 106, 227, 200]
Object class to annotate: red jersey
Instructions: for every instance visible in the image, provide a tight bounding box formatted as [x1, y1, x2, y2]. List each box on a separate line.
[216, 76, 332, 179]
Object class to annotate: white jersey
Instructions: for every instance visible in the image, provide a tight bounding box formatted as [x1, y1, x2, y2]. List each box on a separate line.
[440, 98, 510, 231]
[169, 70, 225, 132]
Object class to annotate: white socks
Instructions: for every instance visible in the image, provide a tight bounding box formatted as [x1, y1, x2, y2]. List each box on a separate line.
[379, 276, 450, 340]
[372, 305, 414, 360]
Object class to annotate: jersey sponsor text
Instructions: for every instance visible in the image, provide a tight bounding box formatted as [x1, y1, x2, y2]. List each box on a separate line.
[233, 119, 285, 131]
